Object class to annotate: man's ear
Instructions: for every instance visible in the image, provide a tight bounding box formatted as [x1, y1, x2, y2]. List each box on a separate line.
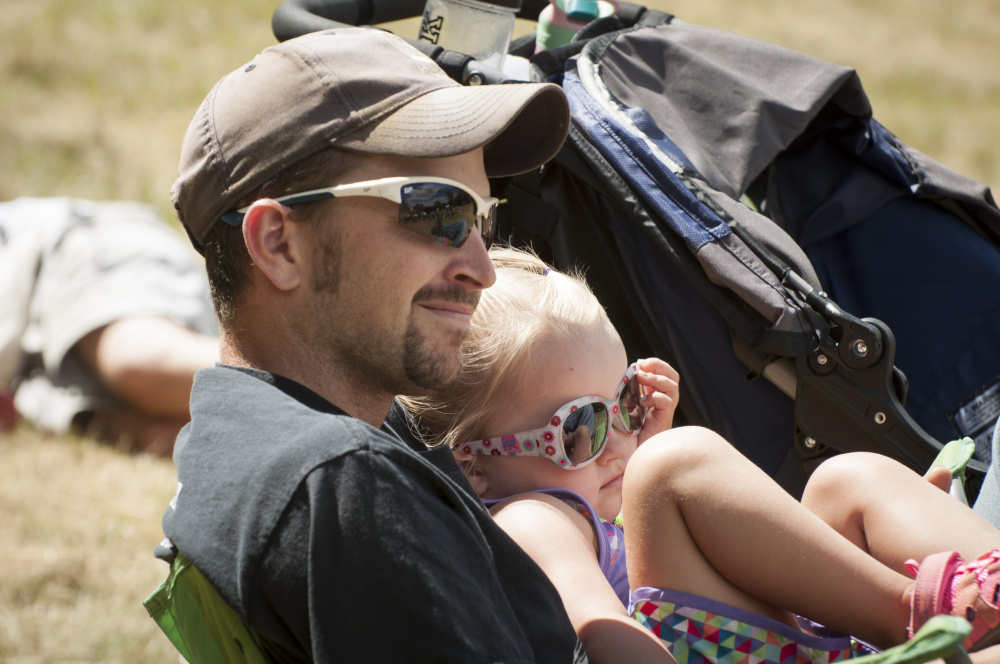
[453, 448, 489, 498]
[242, 200, 305, 292]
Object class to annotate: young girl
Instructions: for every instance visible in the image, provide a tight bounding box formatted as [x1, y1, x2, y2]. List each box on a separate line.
[404, 247, 1000, 664]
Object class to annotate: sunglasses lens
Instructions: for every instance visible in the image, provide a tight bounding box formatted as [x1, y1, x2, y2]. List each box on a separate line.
[562, 402, 610, 464]
[399, 183, 480, 247]
[618, 373, 648, 433]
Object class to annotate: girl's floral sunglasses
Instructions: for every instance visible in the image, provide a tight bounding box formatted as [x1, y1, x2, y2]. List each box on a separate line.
[459, 363, 649, 469]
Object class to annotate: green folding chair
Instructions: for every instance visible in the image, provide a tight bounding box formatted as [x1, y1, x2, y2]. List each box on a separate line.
[852, 616, 971, 664]
[143, 549, 269, 664]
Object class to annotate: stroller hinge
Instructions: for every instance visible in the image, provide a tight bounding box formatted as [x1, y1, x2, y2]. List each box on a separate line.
[781, 269, 883, 371]
[778, 269, 967, 490]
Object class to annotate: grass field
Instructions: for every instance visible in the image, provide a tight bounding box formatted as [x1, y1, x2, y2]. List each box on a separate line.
[1, 0, 998, 660]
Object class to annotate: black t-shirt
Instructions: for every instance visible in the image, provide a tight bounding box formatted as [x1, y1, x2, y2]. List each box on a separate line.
[161, 365, 585, 663]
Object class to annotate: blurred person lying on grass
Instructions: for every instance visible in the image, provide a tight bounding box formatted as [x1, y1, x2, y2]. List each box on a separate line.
[0, 197, 219, 454]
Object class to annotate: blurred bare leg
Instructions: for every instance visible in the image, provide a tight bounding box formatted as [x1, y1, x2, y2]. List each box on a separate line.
[72, 316, 217, 454]
[75, 317, 218, 420]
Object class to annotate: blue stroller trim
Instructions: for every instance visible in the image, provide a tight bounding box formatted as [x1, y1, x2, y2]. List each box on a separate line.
[564, 69, 732, 253]
[563, 63, 826, 348]
[553, 57, 826, 479]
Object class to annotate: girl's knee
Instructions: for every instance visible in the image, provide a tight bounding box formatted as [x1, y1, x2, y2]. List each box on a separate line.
[627, 426, 740, 488]
[803, 452, 889, 505]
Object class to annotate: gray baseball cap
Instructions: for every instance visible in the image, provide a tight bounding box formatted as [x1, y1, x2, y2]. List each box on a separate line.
[172, 27, 570, 246]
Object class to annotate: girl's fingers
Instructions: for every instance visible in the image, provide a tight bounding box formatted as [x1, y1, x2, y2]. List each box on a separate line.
[631, 358, 680, 441]
[637, 396, 678, 443]
[637, 357, 679, 383]
[642, 390, 676, 414]
[636, 366, 679, 405]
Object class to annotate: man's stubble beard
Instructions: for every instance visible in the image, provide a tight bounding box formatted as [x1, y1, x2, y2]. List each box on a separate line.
[311, 234, 478, 397]
[400, 311, 467, 392]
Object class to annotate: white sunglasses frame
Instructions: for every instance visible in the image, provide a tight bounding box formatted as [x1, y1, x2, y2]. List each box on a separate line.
[221, 176, 498, 248]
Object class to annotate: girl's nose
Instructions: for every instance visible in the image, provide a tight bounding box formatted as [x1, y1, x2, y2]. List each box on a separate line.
[599, 426, 634, 465]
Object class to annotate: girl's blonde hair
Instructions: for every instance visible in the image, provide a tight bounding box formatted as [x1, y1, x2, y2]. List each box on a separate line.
[402, 246, 615, 450]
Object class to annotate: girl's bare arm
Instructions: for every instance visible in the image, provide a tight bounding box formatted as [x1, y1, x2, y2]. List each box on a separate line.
[490, 493, 677, 664]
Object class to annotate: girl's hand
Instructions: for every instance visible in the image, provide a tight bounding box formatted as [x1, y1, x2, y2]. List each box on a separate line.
[634, 357, 679, 444]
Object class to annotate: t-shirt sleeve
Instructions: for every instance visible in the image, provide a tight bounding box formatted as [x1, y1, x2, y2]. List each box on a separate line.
[255, 448, 550, 663]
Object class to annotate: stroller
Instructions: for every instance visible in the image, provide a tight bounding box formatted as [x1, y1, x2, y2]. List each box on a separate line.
[271, 0, 1000, 499]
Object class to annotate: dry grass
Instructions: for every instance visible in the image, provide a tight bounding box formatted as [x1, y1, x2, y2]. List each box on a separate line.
[0, 0, 280, 224]
[1, 0, 998, 660]
[0, 427, 178, 662]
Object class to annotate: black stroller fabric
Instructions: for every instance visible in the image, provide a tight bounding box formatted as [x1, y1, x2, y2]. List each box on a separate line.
[503, 21, 1000, 494]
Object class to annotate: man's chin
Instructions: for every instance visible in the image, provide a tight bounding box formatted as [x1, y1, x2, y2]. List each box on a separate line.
[406, 358, 462, 393]
[402, 344, 464, 393]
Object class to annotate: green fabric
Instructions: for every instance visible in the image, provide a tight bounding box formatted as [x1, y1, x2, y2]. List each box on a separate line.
[143, 551, 268, 664]
[931, 438, 976, 480]
[851, 616, 971, 664]
[535, 20, 579, 51]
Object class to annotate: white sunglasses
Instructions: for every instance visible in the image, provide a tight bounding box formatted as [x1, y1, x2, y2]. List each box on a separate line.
[221, 176, 499, 248]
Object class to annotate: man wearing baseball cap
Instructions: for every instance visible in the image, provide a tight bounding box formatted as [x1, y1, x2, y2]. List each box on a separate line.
[155, 26, 583, 662]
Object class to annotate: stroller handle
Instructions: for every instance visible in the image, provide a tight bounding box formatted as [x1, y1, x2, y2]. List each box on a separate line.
[271, 0, 658, 84]
[272, 0, 556, 84]
[272, 0, 550, 41]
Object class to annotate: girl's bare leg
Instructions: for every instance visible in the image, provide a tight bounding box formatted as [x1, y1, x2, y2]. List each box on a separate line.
[623, 427, 912, 650]
[802, 451, 1000, 573]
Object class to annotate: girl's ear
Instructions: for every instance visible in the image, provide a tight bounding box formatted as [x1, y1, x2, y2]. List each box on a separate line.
[453, 448, 489, 498]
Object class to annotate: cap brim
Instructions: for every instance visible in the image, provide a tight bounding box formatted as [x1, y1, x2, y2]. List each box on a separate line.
[335, 82, 570, 177]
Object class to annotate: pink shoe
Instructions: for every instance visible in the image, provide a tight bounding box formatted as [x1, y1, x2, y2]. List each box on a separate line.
[907, 549, 1000, 651]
